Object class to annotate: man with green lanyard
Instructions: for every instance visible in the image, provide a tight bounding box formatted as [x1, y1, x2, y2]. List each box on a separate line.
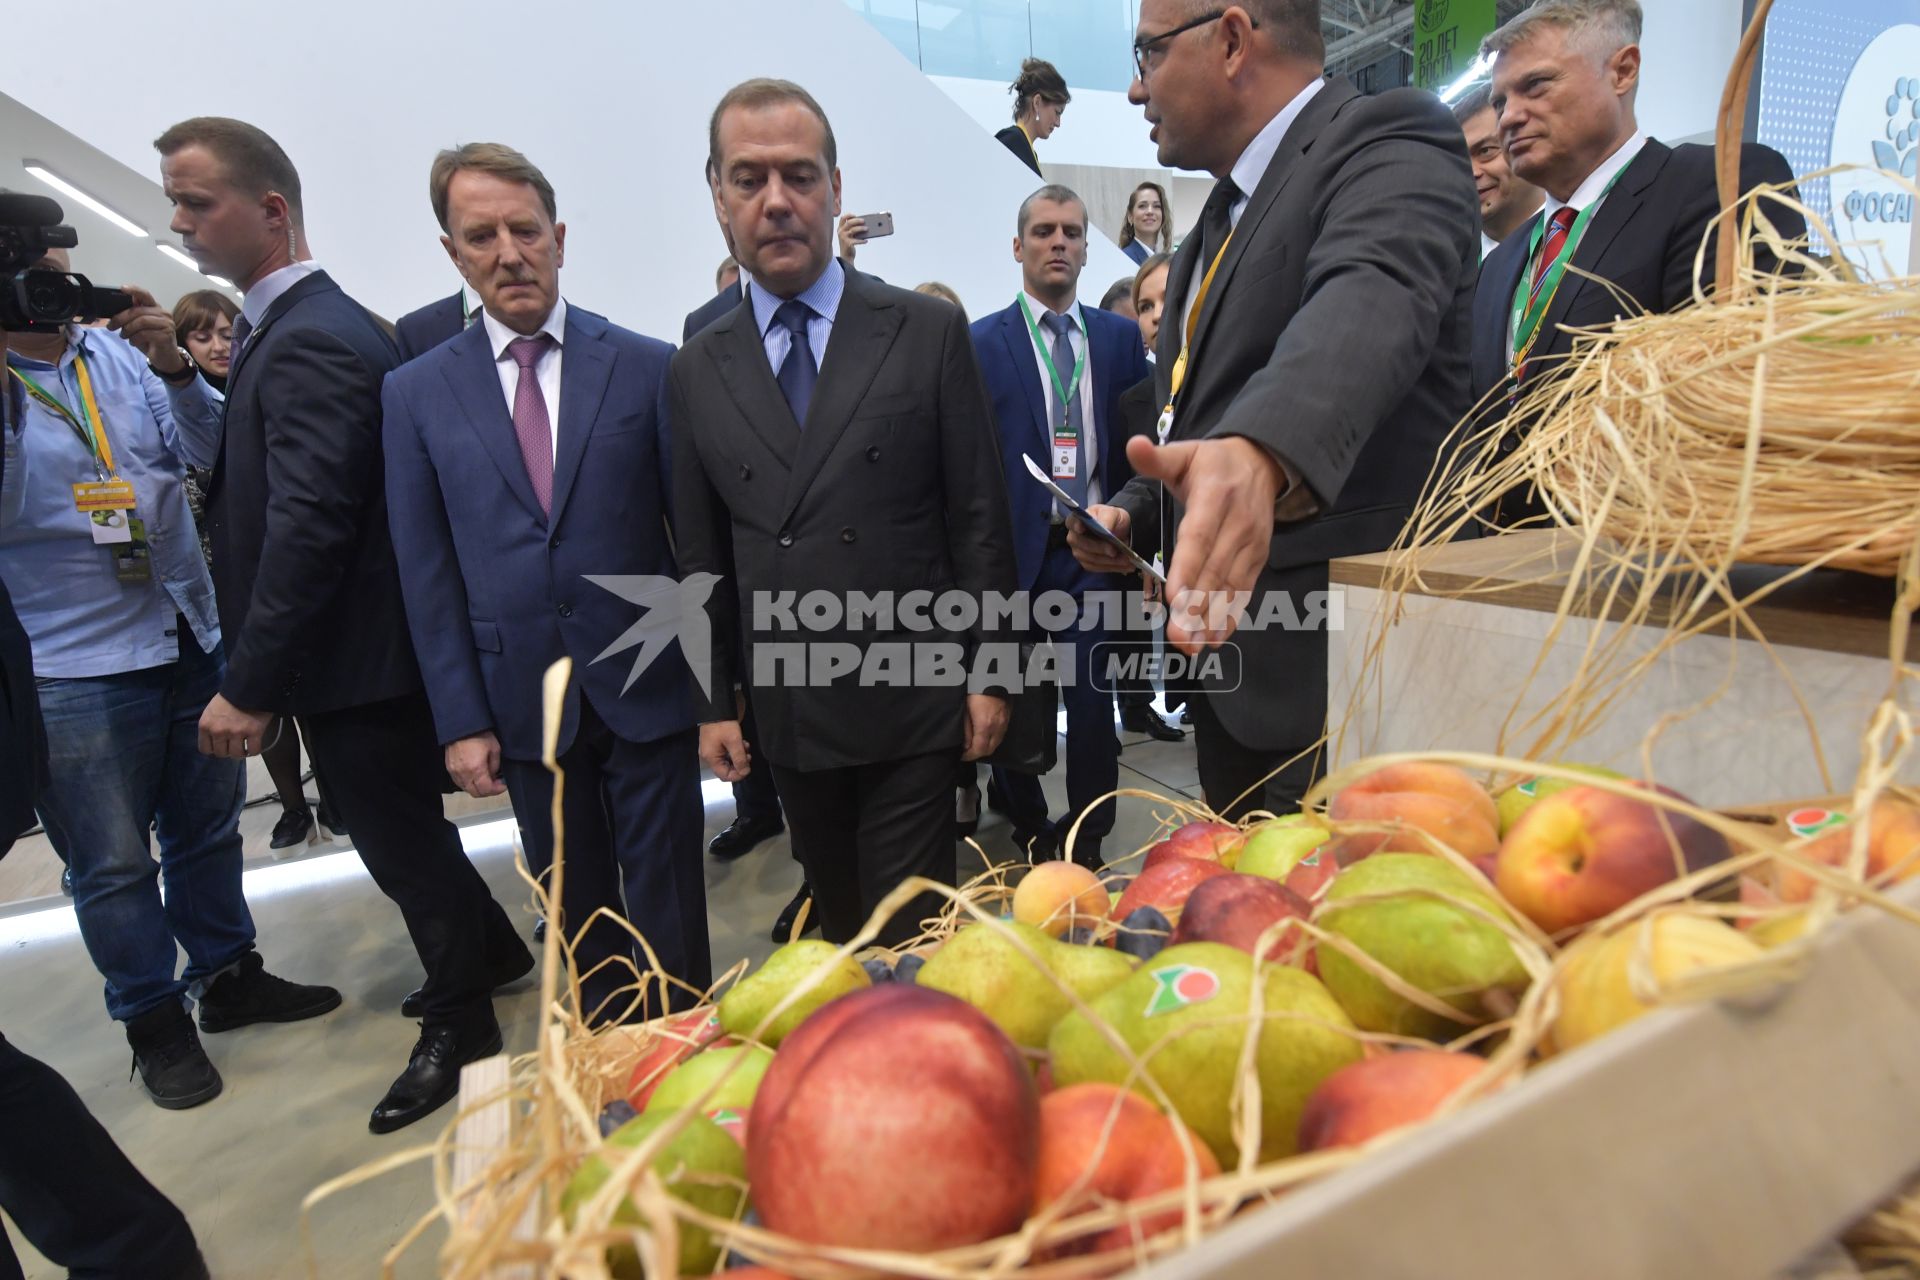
[0, 248, 340, 1111]
[969, 185, 1150, 868]
[1468, 0, 1802, 522]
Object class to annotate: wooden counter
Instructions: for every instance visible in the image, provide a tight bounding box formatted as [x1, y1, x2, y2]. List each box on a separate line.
[1331, 530, 1913, 663]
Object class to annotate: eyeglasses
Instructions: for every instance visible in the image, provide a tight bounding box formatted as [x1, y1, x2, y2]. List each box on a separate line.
[1132, 9, 1253, 80]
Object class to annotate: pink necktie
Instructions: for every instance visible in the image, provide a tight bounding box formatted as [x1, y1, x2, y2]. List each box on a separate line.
[507, 335, 555, 514]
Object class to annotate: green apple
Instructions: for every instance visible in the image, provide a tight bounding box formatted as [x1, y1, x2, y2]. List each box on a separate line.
[562, 1109, 748, 1278]
[643, 1042, 774, 1115]
[1237, 814, 1331, 882]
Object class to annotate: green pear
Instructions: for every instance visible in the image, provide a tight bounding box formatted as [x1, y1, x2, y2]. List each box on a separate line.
[1237, 814, 1332, 881]
[1048, 941, 1362, 1165]
[1315, 854, 1529, 1040]
[643, 1042, 774, 1115]
[917, 921, 1068, 1050]
[1047, 939, 1137, 1003]
[718, 939, 869, 1047]
[561, 1109, 748, 1278]
[1496, 764, 1627, 836]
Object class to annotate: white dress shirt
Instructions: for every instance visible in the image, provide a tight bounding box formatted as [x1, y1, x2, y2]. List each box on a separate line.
[1481, 231, 1503, 262]
[482, 297, 567, 462]
[1021, 290, 1101, 509]
[239, 259, 322, 328]
[1180, 76, 1328, 341]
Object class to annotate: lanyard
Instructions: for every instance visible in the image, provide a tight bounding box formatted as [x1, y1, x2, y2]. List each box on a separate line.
[8, 353, 116, 478]
[1164, 228, 1235, 414]
[1507, 166, 1628, 373]
[1016, 296, 1087, 431]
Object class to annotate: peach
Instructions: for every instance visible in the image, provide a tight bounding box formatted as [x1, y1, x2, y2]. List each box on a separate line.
[748, 985, 1038, 1252]
[1328, 763, 1500, 861]
[1032, 1083, 1220, 1257]
[1110, 858, 1235, 926]
[1169, 873, 1310, 962]
[1297, 1049, 1488, 1152]
[1778, 800, 1920, 903]
[1496, 783, 1730, 935]
[1013, 862, 1111, 937]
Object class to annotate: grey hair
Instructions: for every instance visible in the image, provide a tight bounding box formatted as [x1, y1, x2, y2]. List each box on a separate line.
[1483, 0, 1642, 63]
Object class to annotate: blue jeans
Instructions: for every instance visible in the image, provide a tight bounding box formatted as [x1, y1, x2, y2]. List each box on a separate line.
[33, 627, 256, 1023]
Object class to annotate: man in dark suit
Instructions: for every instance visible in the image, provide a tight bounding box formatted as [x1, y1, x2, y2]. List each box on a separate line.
[1470, 0, 1803, 435]
[972, 184, 1149, 868]
[674, 79, 1017, 947]
[155, 117, 530, 1134]
[1070, 0, 1480, 819]
[684, 278, 745, 346]
[385, 143, 709, 1022]
[393, 288, 472, 363]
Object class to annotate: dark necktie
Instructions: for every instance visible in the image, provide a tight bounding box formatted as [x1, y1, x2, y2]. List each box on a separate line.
[774, 300, 817, 428]
[507, 334, 556, 513]
[1040, 310, 1088, 510]
[230, 312, 253, 353]
[1196, 177, 1241, 272]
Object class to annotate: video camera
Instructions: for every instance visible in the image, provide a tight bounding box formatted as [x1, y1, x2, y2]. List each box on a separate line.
[1, 191, 135, 333]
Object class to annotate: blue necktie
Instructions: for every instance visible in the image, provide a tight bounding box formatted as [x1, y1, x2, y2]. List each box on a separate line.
[774, 300, 817, 428]
[1041, 310, 1088, 509]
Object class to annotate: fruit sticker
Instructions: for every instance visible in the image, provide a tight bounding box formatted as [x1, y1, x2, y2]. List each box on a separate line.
[1786, 808, 1848, 839]
[707, 1107, 748, 1143]
[1144, 964, 1221, 1018]
[1517, 778, 1539, 798]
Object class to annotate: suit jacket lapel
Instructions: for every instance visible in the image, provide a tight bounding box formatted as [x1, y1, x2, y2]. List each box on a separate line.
[780, 274, 903, 528]
[705, 303, 798, 472]
[1088, 317, 1119, 493]
[1539, 141, 1670, 360]
[227, 269, 333, 392]
[549, 312, 614, 526]
[998, 305, 1049, 457]
[1184, 80, 1357, 373]
[442, 325, 546, 521]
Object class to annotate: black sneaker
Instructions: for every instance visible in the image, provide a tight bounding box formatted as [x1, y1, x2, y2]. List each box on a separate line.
[269, 806, 313, 850]
[126, 1001, 223, 1110]
[196, 952, 343, 1033]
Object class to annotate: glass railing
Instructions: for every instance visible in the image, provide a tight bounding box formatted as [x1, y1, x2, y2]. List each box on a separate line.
[845, 0, 1142, 94]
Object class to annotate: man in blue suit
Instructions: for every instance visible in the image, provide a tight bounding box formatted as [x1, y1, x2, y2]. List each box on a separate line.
[393, 287, 475, 363]
[972, 185, 1149, 869]
[383, 144, 710, 1023]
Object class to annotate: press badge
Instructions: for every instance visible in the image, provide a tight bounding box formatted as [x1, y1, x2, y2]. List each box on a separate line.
[1155, 406, 1175, 445]
[1051, 438, 1078, 480]
[89, 507, 134, 546]
[74, 479, 136, 513]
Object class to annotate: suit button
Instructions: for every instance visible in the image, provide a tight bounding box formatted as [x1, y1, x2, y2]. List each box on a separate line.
[867, 447, 880, 462]
[778, 531, 794, 548]
[740, 464, 752, 480]
[558, 603, 574, 618]
[1498, 435, 1518, 454]
[549, 535, 562, 549]
[841, 527, 856, 543]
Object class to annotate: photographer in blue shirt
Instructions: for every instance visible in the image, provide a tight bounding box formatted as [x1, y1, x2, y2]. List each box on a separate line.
[0, 248, 339, 1111]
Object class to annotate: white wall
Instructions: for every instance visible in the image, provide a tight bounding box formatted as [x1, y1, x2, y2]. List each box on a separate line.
[929, 76, 1163, 170]
[1639, 1, 1746, 145]
[0, 0, 1132, 336]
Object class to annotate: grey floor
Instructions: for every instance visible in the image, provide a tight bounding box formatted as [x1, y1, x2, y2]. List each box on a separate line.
[0, 716, 1202, 1279]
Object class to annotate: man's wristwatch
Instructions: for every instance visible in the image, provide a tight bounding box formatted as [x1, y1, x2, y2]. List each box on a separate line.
[151, 348, 198, 386]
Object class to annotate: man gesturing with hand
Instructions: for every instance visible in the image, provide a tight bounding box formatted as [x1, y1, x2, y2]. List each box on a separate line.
[1071, 0, 1478, 818]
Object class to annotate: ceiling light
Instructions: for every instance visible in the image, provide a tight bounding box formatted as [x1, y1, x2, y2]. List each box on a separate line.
[1438, 54, 1492, 104]
[22, 163, 149, 237]
[155, 244, 238, 293]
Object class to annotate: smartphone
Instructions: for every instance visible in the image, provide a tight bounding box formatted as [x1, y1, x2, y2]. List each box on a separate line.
[854, 211, 895, 241]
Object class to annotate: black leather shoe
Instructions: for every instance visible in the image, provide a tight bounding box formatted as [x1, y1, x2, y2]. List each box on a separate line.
[269, 806, 313, 849]
[127, 1001, 223, 1110]
[1121, 705, 1186, 742]
[399, 946, 537, 1018]
[1069, 839, 1106, 873]
[708, 813, 785, 860]
[1012, 826, 1060, 863]
[772, 881, 817, 943]
[369, 1021, 503, 1135]
[985, 776, 1010, 815]
[197, 952, 342, 1033]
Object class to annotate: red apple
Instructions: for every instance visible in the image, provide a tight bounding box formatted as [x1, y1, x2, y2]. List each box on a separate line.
[1169, 873, 1310, 962]
[1032, 1083, 1221, 1258]
[1495, 782, 1730, 935]
[1297, 1049, 1488, 1152]
[1142, 821, 1246, 870]
[1111, 857, 1235, 925]
[1778, 800, 1920, 903]
[1329, 763, 1500, 861]
[748, 985, 1039, 1252]
[624, 1009, 725, 1109]
[1283, 845, 1340, 904]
